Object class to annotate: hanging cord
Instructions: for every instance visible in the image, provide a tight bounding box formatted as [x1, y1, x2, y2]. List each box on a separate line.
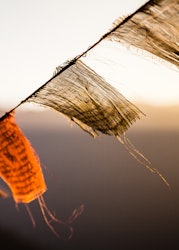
[0, 0, 150, 121]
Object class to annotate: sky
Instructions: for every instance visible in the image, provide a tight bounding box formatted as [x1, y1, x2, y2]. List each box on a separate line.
[0, 0, 178, 111]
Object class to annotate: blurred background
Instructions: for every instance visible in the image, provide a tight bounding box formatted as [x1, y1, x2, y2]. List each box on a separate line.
[0, 0, 179, 249]
[0, 104, 179, 250]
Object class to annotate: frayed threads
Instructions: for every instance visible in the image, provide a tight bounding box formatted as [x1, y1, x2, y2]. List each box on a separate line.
[117, 133, 170, 189]
[25, 195, 84, 240]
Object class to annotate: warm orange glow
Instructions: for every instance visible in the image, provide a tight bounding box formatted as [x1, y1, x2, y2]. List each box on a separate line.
[0, 112, 46, 203]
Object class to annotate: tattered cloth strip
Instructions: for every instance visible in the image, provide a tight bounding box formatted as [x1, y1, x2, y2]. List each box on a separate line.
[0, 112, 46, 203]
[108, 0, 179, 68]
[27, 60, 143, 137]
[0, 112, 84, 239]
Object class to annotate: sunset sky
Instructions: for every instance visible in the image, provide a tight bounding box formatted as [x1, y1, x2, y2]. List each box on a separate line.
[0, 0, 178, 110]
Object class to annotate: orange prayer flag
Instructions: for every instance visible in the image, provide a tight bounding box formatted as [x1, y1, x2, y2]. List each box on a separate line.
[0, 112, 84, 239]
[0, 112, 46, 203]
